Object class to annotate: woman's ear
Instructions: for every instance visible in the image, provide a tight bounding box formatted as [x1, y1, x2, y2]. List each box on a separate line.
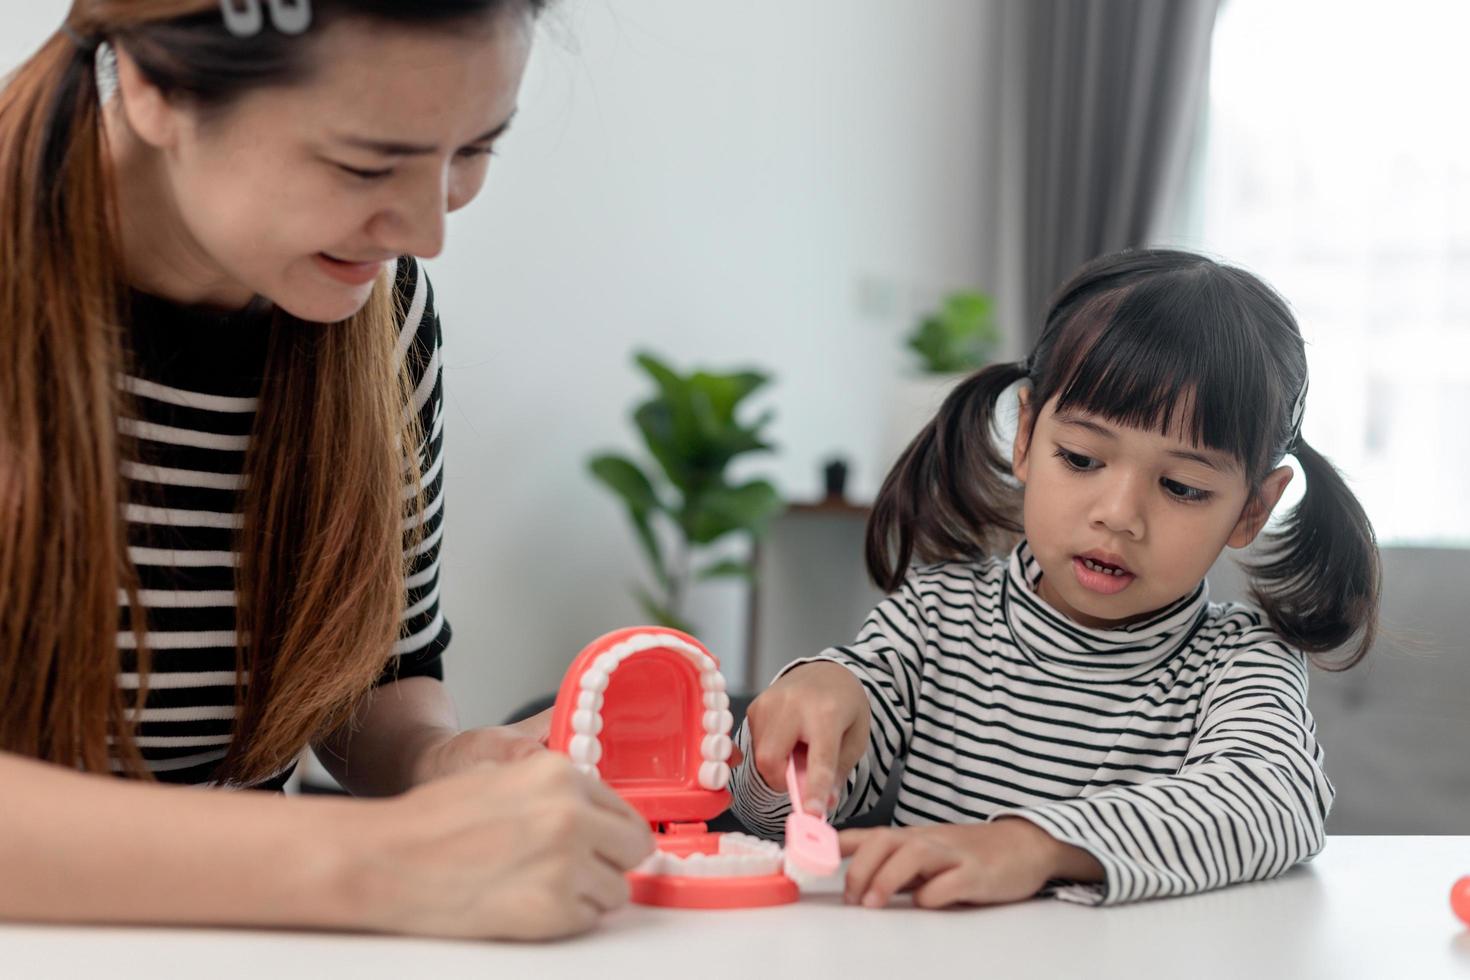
[111, 44, 183, 150]
[1011, 386, 1035, 485]
[1227, 464, 1294, 549]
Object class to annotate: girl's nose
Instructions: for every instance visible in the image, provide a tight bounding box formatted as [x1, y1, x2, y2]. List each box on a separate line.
[1089, 475, 1146, 539]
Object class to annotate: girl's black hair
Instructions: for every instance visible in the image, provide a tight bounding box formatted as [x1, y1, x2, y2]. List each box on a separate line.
[868, 248, 1380, 669]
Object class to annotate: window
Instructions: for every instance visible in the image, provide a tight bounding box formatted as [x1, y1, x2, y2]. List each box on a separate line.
[1173, 0, 1470, 545]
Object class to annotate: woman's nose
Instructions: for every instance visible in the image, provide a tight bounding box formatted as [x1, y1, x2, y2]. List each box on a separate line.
[375, 175, 449, 259]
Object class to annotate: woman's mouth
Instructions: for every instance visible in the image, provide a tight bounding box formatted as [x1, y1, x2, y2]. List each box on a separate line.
[314, 253, 389, 286]
[1072, 553, 1136, 596]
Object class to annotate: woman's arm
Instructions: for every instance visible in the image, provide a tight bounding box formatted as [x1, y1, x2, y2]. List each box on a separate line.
[312, 676, 552, 797]
[0, 747, 651, 939]
[0, 750, 363, 929]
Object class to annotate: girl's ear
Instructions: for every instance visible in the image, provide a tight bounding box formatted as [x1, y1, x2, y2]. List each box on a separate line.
[111, 44, 184, 151]
[1227, 464, 1294, 549]
[1011, 386, 1034, 485]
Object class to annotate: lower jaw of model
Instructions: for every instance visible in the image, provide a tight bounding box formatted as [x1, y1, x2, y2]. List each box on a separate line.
[633, 834, 784, 878]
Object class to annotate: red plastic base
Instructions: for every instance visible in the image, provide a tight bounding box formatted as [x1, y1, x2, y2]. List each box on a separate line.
[628, 869, 799, 909]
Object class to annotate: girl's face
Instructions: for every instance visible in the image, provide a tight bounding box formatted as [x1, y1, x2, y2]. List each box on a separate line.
[108, 11, 533, 321]
[1012, 390, 1292, 629]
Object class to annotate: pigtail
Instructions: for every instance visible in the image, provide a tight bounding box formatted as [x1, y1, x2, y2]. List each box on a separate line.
[1246, 437, 1381, 669]
[866, 361, 1030, 592]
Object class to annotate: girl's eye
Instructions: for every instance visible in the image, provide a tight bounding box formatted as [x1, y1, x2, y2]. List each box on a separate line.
[1054, 448, 1100, 472]
[1162, 478, 1213, 503]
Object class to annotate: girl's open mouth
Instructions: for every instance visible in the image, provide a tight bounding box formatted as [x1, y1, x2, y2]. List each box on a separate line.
[1072, 554, 1136, 596]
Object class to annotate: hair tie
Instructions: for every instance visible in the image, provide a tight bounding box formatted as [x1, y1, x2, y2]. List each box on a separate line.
[1287, 373, 1309, 450]
[62, 25, 102, 56]
[219, 0, 313, 38]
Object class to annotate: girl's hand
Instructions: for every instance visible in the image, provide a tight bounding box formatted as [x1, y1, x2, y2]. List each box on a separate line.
[409, 708, 553, 785]
[839, 819, 1097, 909]
[744, 661, 870, 813]
[347, 752, 654, 940]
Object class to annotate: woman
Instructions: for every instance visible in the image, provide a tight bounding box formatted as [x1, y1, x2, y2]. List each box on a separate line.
[0, 0, 651, 940]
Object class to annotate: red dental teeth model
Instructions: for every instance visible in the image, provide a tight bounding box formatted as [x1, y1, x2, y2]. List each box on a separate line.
[547, 626, 800, 909]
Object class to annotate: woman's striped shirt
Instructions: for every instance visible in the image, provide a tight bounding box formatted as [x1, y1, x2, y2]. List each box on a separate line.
[729, 540, 1333, 905]
[118, 257, 450, 789]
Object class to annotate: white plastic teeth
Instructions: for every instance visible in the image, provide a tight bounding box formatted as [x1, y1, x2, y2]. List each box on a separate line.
[1082, 558, 1127, 576]
[633, 833, 784, 879]
[566, 633, 735, 788]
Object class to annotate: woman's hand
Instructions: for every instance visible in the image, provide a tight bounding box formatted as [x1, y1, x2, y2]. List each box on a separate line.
[345, 752, 654, 941]
[743, 661, 870, 813]
[839, 819, 1103, 909]
[409, 708, 553, 785]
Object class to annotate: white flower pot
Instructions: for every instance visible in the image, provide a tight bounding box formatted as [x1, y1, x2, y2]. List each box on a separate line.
[878, 371, 969, 478]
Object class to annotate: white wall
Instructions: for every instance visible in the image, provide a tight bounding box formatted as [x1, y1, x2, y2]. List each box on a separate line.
[4, 2, 998, 726]
[417, 0, 997, 724]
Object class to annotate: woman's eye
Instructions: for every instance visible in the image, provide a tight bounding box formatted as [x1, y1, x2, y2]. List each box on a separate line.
[337, 163, 394, 181]
[1162, 478, 1212, 503]
[456, 146, 496, 162]
[1054, 448, 1099, 472]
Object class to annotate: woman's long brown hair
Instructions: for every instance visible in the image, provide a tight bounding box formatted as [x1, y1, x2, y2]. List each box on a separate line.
[0, 0, 531, 784]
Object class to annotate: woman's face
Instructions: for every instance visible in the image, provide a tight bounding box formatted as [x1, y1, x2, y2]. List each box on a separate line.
[112, 11, 533, 321]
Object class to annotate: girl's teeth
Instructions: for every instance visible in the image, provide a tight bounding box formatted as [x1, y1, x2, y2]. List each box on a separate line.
[1084, 558, 1125, 576]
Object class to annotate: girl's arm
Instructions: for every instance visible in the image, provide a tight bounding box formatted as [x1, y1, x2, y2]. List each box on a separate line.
[731, 568, 935, 836]
[992, 632, 1333, 905]
[0, 748, 652, 938]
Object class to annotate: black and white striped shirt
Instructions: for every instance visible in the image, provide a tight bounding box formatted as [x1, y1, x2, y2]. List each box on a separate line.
[730, 540, 1333, 905]
[119, 257, 450, 789]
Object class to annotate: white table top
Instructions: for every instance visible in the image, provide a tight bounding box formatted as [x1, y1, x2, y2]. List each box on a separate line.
[4, 836, 1469, 980]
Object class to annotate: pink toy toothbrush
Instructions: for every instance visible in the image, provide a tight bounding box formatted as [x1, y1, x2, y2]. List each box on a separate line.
[784, 744, 841, 877]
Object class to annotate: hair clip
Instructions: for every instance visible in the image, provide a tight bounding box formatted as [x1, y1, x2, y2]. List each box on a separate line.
[220, 0, 313, 38]
[1287, 374, 1309, 448]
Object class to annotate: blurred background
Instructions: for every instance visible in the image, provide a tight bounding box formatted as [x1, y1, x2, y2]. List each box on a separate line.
[6, 0, 1466, 832]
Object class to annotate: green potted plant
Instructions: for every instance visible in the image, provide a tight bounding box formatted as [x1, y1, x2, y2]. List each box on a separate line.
[906, 291, 1000, 374]
[589, 351, 784, 635]
[883, 289, 1000, 468]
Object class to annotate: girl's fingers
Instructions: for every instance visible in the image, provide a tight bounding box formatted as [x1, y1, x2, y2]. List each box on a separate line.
[861, 839, 956, 908]
[750, 712, 800, 793]
[912, 866, 978, 910]
[839, 830, 905, 903]
[799, 725, 842, 815]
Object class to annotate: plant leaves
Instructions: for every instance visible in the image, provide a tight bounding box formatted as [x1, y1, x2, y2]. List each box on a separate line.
[906, 289, 1000, 374]
[684, 479, 784, 545]
[634, 585, 696, 634]
[588, 454, 669, 590]
[697, 559, 754, 581]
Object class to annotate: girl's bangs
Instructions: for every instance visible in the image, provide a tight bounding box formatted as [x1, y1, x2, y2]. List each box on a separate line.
[1047, 273, 1281, 471]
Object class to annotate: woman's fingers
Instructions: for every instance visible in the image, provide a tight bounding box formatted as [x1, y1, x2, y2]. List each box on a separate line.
[580, 802, 655, 871]
[580, 855, 634, 913]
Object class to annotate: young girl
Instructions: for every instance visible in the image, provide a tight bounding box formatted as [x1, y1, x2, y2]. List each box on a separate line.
[0, 0, 649, 940]
[731, 248, 1379, 909]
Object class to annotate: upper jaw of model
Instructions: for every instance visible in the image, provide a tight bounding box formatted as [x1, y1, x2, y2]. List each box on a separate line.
[564, 631, 735, 791]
